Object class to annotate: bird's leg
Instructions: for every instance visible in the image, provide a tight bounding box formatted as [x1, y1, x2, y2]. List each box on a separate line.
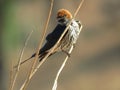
[62, 50, 71, 57]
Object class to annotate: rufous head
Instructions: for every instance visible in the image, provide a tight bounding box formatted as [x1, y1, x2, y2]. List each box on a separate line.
[57, 9, 72, 25]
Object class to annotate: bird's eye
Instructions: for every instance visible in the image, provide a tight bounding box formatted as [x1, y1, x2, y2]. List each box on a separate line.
[64, 14, 67, 17]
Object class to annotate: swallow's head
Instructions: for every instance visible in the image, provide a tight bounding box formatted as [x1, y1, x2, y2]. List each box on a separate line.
[57, 9, 72, 25]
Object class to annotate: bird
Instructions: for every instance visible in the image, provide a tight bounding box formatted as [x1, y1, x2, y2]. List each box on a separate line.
[17, 9, 82, 66]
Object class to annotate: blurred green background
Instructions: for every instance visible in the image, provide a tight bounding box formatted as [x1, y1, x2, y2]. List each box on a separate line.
[1, 0, 120, 90]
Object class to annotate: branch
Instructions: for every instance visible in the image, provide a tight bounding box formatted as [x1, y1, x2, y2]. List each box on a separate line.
[52, 45, 74, 90]
[20, 0, 54, 90]
[10, 30, 33, 90]
[9, 60, 13, 90]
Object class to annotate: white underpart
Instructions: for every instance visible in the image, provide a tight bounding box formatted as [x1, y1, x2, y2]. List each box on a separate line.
[69, 19, 82, 44]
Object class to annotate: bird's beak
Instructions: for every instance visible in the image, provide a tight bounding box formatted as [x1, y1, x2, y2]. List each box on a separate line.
[57, 17, 69, 25]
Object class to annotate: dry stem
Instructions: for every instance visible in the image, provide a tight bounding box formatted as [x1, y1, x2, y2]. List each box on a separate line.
[9, 60, 13, 90]
[52, 45, 74, 90]
[20, 0, 54, 90]
[10, 30, 33, 90]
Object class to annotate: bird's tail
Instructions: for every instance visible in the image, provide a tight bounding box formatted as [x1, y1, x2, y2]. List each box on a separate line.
[38, 52, 49, 62]
[14, 54, 36, 68]
[14, 51, 54, 69]
[14, 52, 47, 68]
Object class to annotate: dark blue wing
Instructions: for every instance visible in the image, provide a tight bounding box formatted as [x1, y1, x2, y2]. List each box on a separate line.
[39, 24, 66, 53]
[28, 24, 67, 61]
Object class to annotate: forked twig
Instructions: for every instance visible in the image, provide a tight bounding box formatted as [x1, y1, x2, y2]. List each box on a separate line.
[20, 0, 54, 90]
[10, 30, 33, 90]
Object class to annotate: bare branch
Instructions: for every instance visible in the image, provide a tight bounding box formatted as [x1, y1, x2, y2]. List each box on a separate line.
[20, 0, 54, 90]
[52, 45, 74, 90]
[9, 60, 13, 90]
[10, 30, 33, 90]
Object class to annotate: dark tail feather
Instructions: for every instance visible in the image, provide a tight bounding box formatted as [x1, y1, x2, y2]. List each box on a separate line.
[39, 52, 48, 62]
[14, 51, 55, 68]
[14, 54, 35, 68]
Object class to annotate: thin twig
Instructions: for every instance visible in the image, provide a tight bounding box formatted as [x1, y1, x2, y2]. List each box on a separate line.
[10, 30, 33, 90]
[73, 0, 84, 18]
[52, 45, 74, 90]
[9, 60, 14, 90]
[20, 0, 54, 90]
